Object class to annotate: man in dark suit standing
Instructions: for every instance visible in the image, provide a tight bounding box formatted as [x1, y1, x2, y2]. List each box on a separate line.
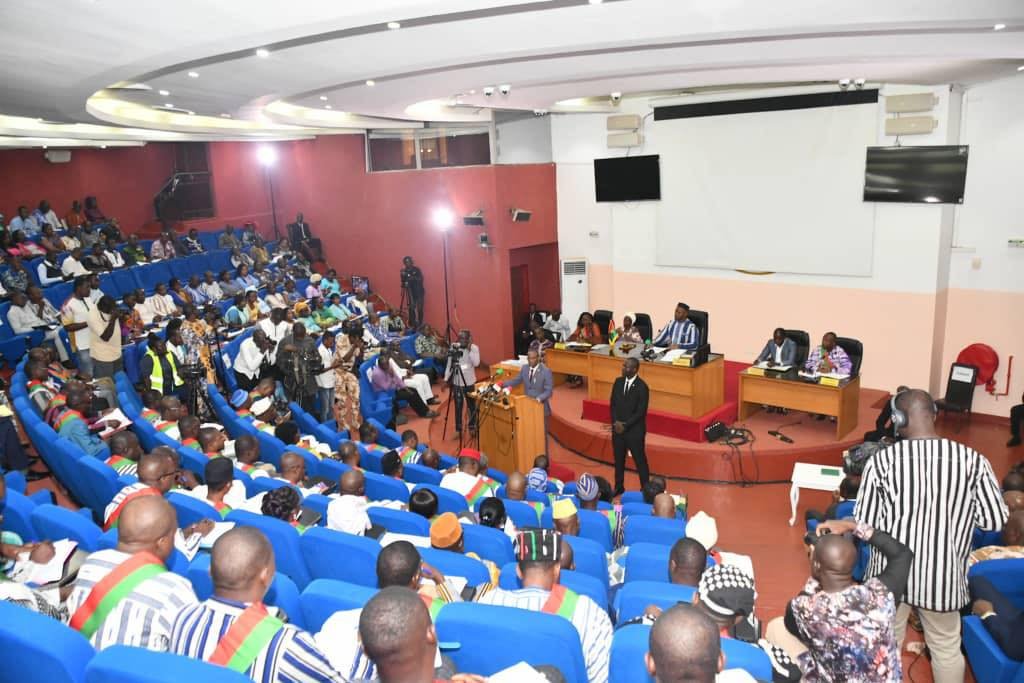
[502, 349, 553, 453]
[610, 357, 650, 495]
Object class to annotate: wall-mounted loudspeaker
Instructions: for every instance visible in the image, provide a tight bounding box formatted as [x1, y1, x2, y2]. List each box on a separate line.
[606, 114, 642, 131]
[884, 93, 938, 114]
[510, 208, 532, 222]
[884, 116, 938, 136]
[463, 210, 485, 227]
[607, 132, 643, 148]
[44, 150, 72, 164]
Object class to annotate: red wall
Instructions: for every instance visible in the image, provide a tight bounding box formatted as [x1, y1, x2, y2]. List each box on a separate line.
[0, 145, 176, 231]
[509, 243, 561, 311]
[0, 136, 558, 363]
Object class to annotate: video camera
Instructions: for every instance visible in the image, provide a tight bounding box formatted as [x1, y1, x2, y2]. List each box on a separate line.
[843, 441, 882, 477]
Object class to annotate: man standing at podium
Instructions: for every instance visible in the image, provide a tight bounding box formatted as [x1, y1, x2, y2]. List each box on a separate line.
[610, 357, 650, 496]
[502, 349, 553, 453]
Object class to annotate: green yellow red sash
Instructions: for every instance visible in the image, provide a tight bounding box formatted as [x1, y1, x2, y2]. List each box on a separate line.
[104, 487, 161, 531]
[69, 551, 166, 638]
[541, 584, 579, 620]
[208, 602, 285, 673]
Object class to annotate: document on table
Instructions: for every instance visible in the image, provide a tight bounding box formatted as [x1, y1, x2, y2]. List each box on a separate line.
[754, 362, 792, 372]
[661, 349, 690, 363]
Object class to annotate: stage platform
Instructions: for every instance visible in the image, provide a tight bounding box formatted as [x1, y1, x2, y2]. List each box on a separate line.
[547, 382, 889, 483]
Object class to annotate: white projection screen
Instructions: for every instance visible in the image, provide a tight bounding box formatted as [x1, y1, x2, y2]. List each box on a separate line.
[653, 101, 878, 276]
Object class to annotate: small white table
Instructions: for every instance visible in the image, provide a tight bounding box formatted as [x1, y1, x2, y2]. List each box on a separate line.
[788, 462, 845, 526]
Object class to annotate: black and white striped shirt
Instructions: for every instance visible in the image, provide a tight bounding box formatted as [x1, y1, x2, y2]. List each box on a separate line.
[854, 438, 1007, 612]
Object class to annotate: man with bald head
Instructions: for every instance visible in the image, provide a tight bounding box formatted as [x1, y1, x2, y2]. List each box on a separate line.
[652, 492, 676, 519]
[359, 587, 440, 683]
[646, 603, 725, 683]
[103, 451, 178, 530]
[105, 430, 143, 476]
[668, 537, 707, 587]
[856, 388, 1006, 682]
[765, 518, 912, 680]
[504, 471, 528, 502]
[234, 433, 275, 477]
[169, 527, 342, 681]
[326, 469, 373, 536]
[969, 509, 1024, 567]
[67, 496, 198, 650]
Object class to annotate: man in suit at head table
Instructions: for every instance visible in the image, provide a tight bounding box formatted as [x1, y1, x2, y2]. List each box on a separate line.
[754, 327, 797, 367]
[610, 357, 650, 496]
[501, 348, 554, 453]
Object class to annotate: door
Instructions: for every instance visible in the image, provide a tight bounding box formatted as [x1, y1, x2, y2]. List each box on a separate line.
[510, 265, 530, 354]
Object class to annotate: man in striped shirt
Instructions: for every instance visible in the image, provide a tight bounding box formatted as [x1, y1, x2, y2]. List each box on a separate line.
[66, 496, 198, 650]
[104, 431, 142, 477]
[652, 302, 699, 351]
[855, 389, 1007, 683]
[169, 527, 344, 682]
[475, 528, 612, 683]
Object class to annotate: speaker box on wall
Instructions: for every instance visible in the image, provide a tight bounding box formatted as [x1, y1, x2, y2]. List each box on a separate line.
[704, 421, 727, 442]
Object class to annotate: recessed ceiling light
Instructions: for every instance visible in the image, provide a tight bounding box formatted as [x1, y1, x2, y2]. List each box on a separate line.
[994, 23, 1006, 30]
[365, 80, 376, 87]
[36, 117, 43, 122]
[187, 71, 199, 78]
[187, 111, 195, 116]
[158, 89, 170, 96]
[220, 113, 231, 118]
[165, 103, 173, 107]
[256, 48, 270, 58]
[1018, 65, 1024, 71]
[469, 89, 476, 94]
[325, 104, 332, 109]
[319, 95, 328, 101]
[387, 21, 401, 29]
[100, 145, 107, 149]
[589, 0, 603, 4]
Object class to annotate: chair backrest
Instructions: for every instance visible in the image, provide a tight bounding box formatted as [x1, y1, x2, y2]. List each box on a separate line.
[366, 506, 430, 536]
[461, 523, 515, 566]
[412, 484, 468, 515]
[563, 534, 609, 590]
[75, 455, 122, 514]
[497, 563, 608, 612]
[592, 309, 613, 341]
[835, 336, 863, 377]
[225, 509, 312, 589]
[577, 508, 614, 552]
[623, 542, 670, 583]
[435, 602, 588, 683]
[185, 554, 305, 629]
[0, 599, 94, 683]
[317, 458, 351, 482]
[300, 578, 378, 631]
[364, 471, 411, 504]
[621, 501, 652, 517]
[721, 638, 774, 682]
[254, 431, 286, 468]
[299, 526, 381, 587]
[500, 498, 544, 529]
[942, 363, 979, 411]
[783, 329, 810, 368]
[84, 645, 252, 683]
[167, 491, 221, 529]
[687, 309, 709, 346]
[403, 462, 442, 486]
[615, 580, 696, 624]
[624, 515, 687, 547]
[967, 557, 1024, 606]
[1, 488, 40, 541]
[610, 624, 655, 683]
[30, 504, 101, 551]
[418, 546, 491, 586]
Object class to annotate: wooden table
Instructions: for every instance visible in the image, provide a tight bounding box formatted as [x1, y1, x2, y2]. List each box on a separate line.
[542, 348, 725, 418]
[737, 369, 860, 439]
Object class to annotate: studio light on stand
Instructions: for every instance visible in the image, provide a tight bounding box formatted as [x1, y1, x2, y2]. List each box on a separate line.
[257, 145, 281, 242]
[433, 207, 456, 342]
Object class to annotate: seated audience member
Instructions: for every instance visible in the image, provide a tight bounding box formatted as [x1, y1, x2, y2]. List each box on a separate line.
[439, 448, 497, 505]
[81, 243, 110, 271]
[10, 287, 70, 362]
[283, 279, 302, 304]
[647, 603, 757, 683]
[669, 537, 708, 587]
[103, 452, 177, 529]
[543, 309, 571, 342]
[766, 519, 912, 682]
[193, 457, 240, 517]
[694, 564, 760, 644]
[233, 433, 276, 477]
[67, 496, 198, 650]
[357, 587, 447, 683]
[198, 426, 227, 458]
[371, 350, 438, 426]
[7, 230, 46, 258]
[224, 293, 250, 329]
[569, 311, 603, 345]
[139, 389, 162, 423]
[36, 249, 65, 285]
[475, 528, 612, 682]
[409, 487, 440, 522]
[177, 414, 201, 450]
[183, 228, 204, 254]
[969, 572, 1024, 662]
[576, 473, 625, 547]
[8, 206, 39, 236]
[183, 275, 208, 306]
[260, 485, 308, 532]
[59, 247, 90, 279]
[805, 476, 859, 527]
[169, 527, 342, 680]
[56, 387, 111, 458]
[311, 297, 338, 329]
[140, 333, 184, 396]
[804, 331, 852, 375]
[103, 239, 125, 268]
[642, 476, 667, 504]
[105, 431, 143, 476]
[235, 263, 259, 290]
[419, 448, 441, 471]
[264, 283, 288, 311]
[479, 497, 516, 541]
[2, 254, 31, 292]
[147, 282, 180, 319]
[33, 199, 64, 231]
[64, 200, 86, 229]
[381, 451, 415, 492]
[652, 493, 677, 519]
[218, 225, 241, 249]
[122, 234, 147, 265]
[430, 512, 499, 584]
[83, 196, 107, 223]
[969, 510, 1024, 567]
[320, 269, 342, 297]
[199, 270, 224, 302]
[168, 277, 191, 307]
[305, 273, 324, 300]
[755, 327, 797, 367]
[326, 470, 384, 536]
[219, 269, 244, 299]
[398, 430, 421, 464]
[149, 230, 179, 261]
[25, 359, 59, 415]
[650, 303, 699, 352]
[250, 237, 270, 267]
[414, 324, 447, 363]
[348, 289, 371, 317]
[79, 223, 100, 249]
[533, 455, 564, 490]
[244, 288, 267, 321]
[38, 224, 64, 254]
[230, 247, 254, 271]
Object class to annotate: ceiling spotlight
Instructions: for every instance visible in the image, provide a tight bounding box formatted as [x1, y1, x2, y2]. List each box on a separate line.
[483, 86, 495, 97]
[158, 89, 170, 96]
[589, 0, 603, 4]
[365, 79, 376, 86]
[220, 113, 231, 118]
[165, 102, 173, 107]
[499, 84, 511, 95]
[100, 145, 107, 149]
[854, 78, 866, 89]
[319, 95, 328, 101]
[838, 78, 851, 90]
[256, 48, 270, 58]
[994, 23, 1006, 30]
[387, 21, 401, 29]
[257, 145, 277, 167]
[325, 104, 333, 109]
[610, 91, 622, 102]
[187, 71, 199, 78]
[1018, 65, 1024, 71]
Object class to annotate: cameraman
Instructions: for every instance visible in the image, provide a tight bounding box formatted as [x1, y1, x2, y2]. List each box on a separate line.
[444, 329, 480, 436]
[401, 256, 424, 328]
[277, 322, 320, 413]
[233, 329, 275, 391]
[88, 295, 125, 381]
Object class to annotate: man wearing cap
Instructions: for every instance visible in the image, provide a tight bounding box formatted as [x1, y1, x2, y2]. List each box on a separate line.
[652, 302, 699, 351]
[439, 449, 497, 507]
[576, 473, 625, 548]
[695, 564, 761, 643]
[476, 528, 613, 683]
[553, 497, 630, 586]
[430, 512, 499, 584]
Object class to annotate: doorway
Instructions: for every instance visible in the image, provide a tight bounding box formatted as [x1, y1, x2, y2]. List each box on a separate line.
[510, 264, 530, 355]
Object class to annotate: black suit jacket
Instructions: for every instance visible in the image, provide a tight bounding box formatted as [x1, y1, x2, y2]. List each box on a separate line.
[610, 376, 649, 434]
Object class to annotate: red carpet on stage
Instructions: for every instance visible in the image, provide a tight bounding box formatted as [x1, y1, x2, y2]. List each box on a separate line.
[581, 399, 737, 442]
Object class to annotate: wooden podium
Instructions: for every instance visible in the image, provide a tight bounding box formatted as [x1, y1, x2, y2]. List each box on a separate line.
[473, 384, 546, 476]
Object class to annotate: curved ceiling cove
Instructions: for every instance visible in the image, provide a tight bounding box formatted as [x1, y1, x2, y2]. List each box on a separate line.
[0, 0, 1022, 145]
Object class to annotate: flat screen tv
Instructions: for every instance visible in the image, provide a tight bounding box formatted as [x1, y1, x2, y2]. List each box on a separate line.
[594, 154, 661, 202]
[863, 145, 969, 204]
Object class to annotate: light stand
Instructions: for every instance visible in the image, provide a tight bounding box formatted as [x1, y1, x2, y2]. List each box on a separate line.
[257, 145, 281, 242]
[434, 208, 457, 343]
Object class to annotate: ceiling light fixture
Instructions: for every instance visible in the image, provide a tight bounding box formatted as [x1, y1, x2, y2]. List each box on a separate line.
[1018, 65, 1024, 71]
[158, 89, 170, 96]
[325, 104, 333, 109]
[256, 48, 270, 58]
[387, 21, 401, 29]
[319, 95, 328, 101]
[100, 145, 107, 149]
[187, 111, 195, 116]
[165, 102, 173, 107]
[589, 0, 604, 4]
[994, 23, 1006, 30]
[187, 71, 199, 78]
[365, 79, 376, 86]
[220, 113, 231, 118]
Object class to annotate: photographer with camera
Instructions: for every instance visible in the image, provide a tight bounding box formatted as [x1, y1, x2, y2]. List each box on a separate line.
[277, 321, 321, 413]
[401, 256, 424, 328]
[233, 329, 275, 391]
[444, 329, 480, 437]
[87, 295, 126, 381]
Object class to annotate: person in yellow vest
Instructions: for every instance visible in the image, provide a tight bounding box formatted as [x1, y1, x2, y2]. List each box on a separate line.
[140, 332, 183, 396]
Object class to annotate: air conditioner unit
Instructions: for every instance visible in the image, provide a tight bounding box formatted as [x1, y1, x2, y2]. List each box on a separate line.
[608, 132, 643, 148]
[885, 116, 938, 136]
[885, 93, 938, 114]
[606, 114, 641, 131]
[560, 259, 588, 328]
[44, 150, 72, 164]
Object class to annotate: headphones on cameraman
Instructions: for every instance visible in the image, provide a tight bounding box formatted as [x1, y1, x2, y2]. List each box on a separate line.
[890, 389, 938, 437]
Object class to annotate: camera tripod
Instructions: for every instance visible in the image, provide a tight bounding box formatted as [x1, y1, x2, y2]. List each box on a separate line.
[441, 347, 477, 451]
[181, 365, 215, 421]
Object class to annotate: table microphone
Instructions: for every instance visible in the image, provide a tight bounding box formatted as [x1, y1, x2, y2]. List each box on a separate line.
[768, 430, 794, 444]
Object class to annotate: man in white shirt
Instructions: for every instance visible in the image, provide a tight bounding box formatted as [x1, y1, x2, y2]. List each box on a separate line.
[348, 290, 371, 317]
[316, 330, 340, 423]
[544, 310, 572, 342]
[198, 271, 223, 302]
[8, 288, 70, 361]
[131, 287, 158, 326]
[32, 200, 65, 231]
[61, 247, 90, 278]
[60, 276, 94, 375]
[37, 250, 65, 286]
[443, 329, 480, 436]
[232, 329, 273, 391]
[439, 448, 496, 502]
[9, 206, 40, 236]
[389, 354, 434, 406]
[103, 242, 126, 269]
[257, 308, 290, 363]
[326, 469, 374, 536]
[146, 283, 179, 319]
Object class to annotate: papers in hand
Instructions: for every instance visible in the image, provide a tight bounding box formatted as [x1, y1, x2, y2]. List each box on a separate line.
[489, 662, 550, 682]
[199, 522, 236, 549]
[10, 539, 78, 586]
[97, 408, 131, 438]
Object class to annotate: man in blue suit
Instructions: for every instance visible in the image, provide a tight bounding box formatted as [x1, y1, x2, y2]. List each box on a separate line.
[502, 349, 553, 452]
[755, 328, 797, 367]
